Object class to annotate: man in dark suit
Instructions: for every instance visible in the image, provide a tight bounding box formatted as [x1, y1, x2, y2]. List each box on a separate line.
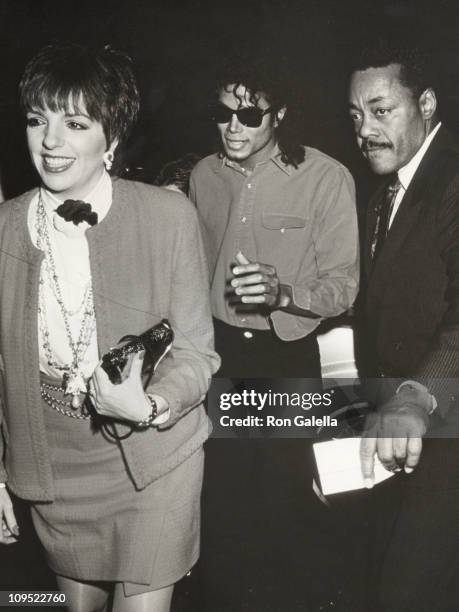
[349, 40, 459, 611]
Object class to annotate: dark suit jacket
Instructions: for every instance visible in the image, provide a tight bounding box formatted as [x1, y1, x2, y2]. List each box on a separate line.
[364, 127, 459, 487]
[365, 128, 459, 380]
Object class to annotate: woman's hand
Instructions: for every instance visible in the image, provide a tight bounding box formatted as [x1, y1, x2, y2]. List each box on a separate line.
[0, 488, 19, 545]
[89, 352, 153, 423]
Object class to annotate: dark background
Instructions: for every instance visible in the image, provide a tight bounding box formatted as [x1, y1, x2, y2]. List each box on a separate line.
[1, 0, 459, 202]
[1, 1, 459, 610]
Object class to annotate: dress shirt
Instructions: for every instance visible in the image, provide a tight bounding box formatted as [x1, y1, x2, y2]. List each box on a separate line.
[389, 122, 442, 228]
[191, 145, 359, 340]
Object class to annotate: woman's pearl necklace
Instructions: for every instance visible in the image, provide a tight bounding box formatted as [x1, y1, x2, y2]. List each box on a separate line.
[36, 191, 96, 408]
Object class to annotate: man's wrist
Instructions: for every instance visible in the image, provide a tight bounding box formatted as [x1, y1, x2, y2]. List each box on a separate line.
[275, 284, 292, 310]
[271, 284, 321, 319]
[396, 380, 437, 416]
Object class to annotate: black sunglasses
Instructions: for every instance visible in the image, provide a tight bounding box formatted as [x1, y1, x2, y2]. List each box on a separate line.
[210, 102, 274, 128]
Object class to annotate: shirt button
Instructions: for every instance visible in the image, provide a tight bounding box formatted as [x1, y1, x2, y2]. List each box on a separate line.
[280, 228, 285, 233]
[241, 216, 247, 223]
[243, 331, 253, 339]
[247, 183, 252, 189]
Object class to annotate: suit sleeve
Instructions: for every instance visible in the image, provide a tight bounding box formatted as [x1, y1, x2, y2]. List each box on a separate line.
[415, 173, 459, 416]
[147, 202, 220, 427]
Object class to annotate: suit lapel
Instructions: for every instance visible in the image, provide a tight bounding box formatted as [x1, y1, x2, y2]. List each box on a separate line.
[370, 188, 425, 278]
[365, 127, 458, 282]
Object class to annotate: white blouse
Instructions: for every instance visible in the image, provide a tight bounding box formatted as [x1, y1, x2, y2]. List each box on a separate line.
[28, 170, 112, 380]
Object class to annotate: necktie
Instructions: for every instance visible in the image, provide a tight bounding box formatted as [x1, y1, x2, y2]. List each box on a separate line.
[370, 176, 401, 261]
[56, 200, 98, 226]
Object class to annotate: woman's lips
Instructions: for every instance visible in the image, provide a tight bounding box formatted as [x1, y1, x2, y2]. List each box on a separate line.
[42, 156, 75, 173]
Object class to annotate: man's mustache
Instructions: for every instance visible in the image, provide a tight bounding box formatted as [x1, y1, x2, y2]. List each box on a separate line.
[361, 140, 392, 153]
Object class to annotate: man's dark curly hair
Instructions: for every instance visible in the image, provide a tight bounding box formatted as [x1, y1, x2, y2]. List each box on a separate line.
[351, 38, 435, 100]
[213, 51, 305, 168]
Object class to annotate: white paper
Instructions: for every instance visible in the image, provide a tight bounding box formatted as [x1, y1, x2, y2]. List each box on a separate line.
[313, 437, 394, 495]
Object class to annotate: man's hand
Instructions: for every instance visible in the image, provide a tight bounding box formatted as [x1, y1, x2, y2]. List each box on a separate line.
[230, 252, 286, 309]
[0, 488, 19, 545]
[89, 352, 166, 423]
[360, 386, 432, 487]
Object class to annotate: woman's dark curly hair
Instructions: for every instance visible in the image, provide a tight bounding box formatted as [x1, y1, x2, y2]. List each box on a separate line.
[213, 51, 305, 168]
[19, 42, 140, 149]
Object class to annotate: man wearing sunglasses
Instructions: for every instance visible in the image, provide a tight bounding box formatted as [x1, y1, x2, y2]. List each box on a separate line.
[188, 59, 360, 609]
[190, 67, 359, 380]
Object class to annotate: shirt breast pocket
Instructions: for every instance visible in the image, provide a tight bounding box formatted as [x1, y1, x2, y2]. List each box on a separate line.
[260, 213, 309, 275]
[262, 213, 307, 232]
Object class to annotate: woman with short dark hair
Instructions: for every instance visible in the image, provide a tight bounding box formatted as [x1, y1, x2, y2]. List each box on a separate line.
[0, 43, 218, 612]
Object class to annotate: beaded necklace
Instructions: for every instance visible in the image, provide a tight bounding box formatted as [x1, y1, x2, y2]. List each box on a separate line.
[36, 190, 96, 408]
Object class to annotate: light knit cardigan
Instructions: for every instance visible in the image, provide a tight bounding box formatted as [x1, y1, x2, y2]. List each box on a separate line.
[0, 178, 219, 501]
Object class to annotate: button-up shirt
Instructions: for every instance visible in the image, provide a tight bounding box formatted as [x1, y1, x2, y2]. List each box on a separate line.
[190, 145, 359, 340]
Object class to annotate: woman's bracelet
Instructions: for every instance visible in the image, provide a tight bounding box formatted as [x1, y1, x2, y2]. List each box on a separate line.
[136, 394, 159, 428]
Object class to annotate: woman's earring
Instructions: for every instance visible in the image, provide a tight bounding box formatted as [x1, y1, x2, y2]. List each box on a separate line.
[103, 151, 114, 171]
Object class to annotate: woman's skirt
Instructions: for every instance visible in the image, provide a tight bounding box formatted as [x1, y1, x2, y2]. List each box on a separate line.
[31, 388, 204, 596]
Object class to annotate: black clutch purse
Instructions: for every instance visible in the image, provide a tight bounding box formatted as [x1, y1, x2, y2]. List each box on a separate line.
[101, 319, 174, 387]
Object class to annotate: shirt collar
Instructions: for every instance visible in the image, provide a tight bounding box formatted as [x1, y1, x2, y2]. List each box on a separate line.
[218, 144, 292, 176]
[41, 170, 112, 222]
[397, 122, 442, 191]
[271, 146, 292, 175]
